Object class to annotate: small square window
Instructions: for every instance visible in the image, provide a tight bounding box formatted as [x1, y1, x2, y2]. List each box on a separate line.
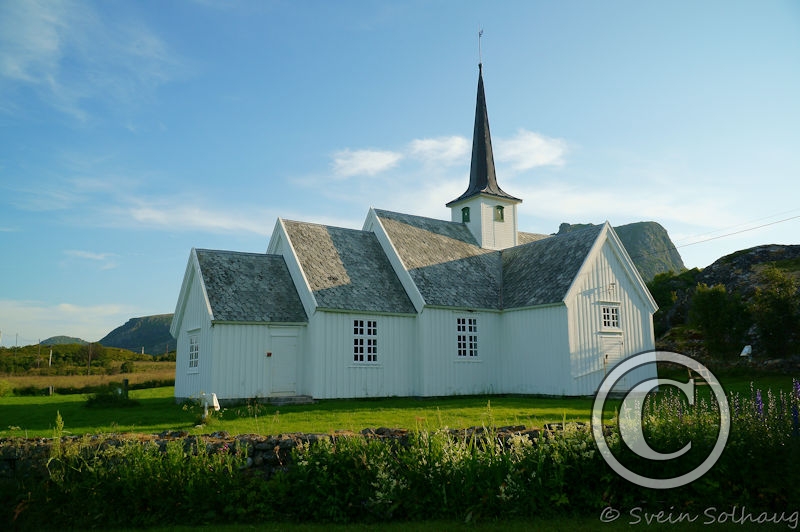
[602, 306, 620, 328]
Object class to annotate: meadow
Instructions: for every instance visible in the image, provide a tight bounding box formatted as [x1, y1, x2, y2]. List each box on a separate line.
[2, 366, 799, 529]
[0, 370, 794, 438]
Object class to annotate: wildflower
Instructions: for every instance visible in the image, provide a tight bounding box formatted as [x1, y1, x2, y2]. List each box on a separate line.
[755, 389, 764, 419]
[794, 378, 800, 402]
[793, 404, 799, 438]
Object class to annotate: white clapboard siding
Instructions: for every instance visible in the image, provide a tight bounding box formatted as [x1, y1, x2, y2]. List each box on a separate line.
[208, 324, 306, 400]
[500, 304, 571, 395]
[565, 235, 657, 395]
[415, 308, 502, 397]
[173, 262, 214, 401]
[306, 311, 416, 399]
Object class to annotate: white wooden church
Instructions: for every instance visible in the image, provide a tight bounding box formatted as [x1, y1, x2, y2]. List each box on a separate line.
[170, 65, 658, 402]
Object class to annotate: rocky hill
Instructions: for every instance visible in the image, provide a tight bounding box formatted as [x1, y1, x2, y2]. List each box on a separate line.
[557, 221, 685, 281]
[697, 244, 800, 296]
[99, 314, 176, 356]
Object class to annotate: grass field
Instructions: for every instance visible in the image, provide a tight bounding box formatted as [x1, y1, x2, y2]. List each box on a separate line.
[0, 363, 174, 390]
[0, 372, 794, 439]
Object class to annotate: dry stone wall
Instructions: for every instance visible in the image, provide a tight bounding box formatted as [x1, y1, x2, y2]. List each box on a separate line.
[0, 424, 557, 482]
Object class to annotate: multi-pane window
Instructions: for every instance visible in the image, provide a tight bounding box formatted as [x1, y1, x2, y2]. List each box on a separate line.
[353, 319, 377, 363]
[462, 206, 470, 223]
[602, 306, 620, 328]
[457, 317, 478, 357]
[188, 334, 199, 371]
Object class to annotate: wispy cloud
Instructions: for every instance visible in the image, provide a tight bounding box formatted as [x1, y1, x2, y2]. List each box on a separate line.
[495, 129, 568, 172]
[331, 149, 403, 178]
[122, 198, 275, 236]
[408, 136, 470, 166]
[0, 1, 182, 121]
[63, 249, 119, 270]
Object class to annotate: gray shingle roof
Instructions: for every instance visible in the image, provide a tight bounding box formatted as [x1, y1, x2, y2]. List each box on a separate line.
[282, 220, 416, 314]
[502, 224, 604, 308]
[374, 209, 503, 309]
[195, 249, 307, 323]
[517, 231, 551, 245]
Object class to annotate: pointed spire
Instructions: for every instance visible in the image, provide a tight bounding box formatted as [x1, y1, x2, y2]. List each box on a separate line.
[447, 64, 521, 207]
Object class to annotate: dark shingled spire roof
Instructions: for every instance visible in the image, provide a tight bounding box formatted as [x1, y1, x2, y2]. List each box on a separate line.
[447, 64, 521, 207]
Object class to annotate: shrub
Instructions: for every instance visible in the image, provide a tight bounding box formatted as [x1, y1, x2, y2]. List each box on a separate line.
[85, 387, 140, 408]
[689, 283, 749, 358]
[9, 383, 800, 528]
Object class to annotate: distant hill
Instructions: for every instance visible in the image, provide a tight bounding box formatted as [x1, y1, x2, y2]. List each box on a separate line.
[557, 221, 685, 281]
[99, 314, 176, 356]
[41, 335, 88, 346]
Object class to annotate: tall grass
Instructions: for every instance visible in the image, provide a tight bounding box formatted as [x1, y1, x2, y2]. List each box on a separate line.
[6, 379, 797, 528]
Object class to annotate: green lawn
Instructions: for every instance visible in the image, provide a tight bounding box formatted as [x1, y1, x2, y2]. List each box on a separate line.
[0, 373, 794, 439]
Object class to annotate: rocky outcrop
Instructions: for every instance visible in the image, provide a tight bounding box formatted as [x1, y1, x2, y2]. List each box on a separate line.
[697, 244, 800, 297]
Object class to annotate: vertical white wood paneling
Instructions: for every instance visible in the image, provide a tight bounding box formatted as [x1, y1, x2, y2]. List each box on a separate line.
[174, 267, 213, 401]
[500, 305, 571, 395]
[565, 236, 657, 395]
[416, 308, 501, 397]
[308, 311, 415, 399]
[196, 323, 307, 401]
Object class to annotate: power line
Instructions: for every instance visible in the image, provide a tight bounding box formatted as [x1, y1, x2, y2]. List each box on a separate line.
[628, 213, 800, 262]
[672, 207, 800, 245]
[676, 214, 800, 249]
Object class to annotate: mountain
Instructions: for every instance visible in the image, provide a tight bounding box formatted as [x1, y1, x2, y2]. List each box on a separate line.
[41, 335, 88, 346]
[99, 314, 176, 355]
[557, 221, 685, 281]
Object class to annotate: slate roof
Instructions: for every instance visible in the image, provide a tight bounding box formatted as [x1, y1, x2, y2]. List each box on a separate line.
[281, 220, 416, 314]
[195, 249, 307, 323]
[375, 210, 603, 310]
[518, 231, 551, 245]
[502, 224, 604, 308]
[374, 209, 503, 309]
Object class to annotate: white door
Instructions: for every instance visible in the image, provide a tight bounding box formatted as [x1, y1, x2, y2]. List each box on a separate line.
[271, 334, 297, 395]
[601, 335, 626, 390]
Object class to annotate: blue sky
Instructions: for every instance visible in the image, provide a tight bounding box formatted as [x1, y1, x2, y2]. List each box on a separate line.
[1, 1, 799, 347]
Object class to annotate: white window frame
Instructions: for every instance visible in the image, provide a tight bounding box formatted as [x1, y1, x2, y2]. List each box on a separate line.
[353, 319, 377, 363]
[601, 305, 620, 329]
[457, 317, 478, 357]
[187, 331, 200, 373]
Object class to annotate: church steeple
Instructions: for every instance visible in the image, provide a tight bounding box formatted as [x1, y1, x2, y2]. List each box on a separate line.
[447, 63, 521, 250]
[446, 63, 521, 207]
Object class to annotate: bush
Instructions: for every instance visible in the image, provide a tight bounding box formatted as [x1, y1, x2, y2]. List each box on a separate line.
[85, 388, 140, 408]
[689, 283, 749, 358]
[750, 266, 800, 358]
[8, 384, 800, 528]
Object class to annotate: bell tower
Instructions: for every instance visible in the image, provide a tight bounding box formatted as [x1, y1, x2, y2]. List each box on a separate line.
[446, 64, 521, 250]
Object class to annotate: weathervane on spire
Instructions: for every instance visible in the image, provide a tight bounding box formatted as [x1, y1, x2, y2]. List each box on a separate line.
[478, 29, 484, 66]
